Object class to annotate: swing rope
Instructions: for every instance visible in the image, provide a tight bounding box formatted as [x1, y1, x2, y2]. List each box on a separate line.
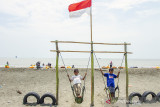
[59, 53, 71, 85]
[93, 53, 110, 99]
[59, 53, 77, 99]
[84, 55, 91, 86]
[116, 54, 125, 87]
[114, 53, 125, 99]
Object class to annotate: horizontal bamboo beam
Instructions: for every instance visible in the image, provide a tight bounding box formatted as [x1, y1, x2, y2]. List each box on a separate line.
[50, 50, 132, 54]
[50, 41, 131, 45]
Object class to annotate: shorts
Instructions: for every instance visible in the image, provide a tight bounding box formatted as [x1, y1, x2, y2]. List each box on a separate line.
[73, 83, 81, 96]
[108, 86, 115, 93]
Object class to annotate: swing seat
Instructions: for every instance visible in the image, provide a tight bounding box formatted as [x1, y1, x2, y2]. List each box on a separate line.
[112, 97, 118, 103]
[75, 97, 83, 104]
[110, 97, 118, 104]
[72, 86, 85, 104]
[104, 86, 119, 104]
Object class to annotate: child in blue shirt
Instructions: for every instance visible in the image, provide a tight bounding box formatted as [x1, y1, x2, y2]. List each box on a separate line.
[100, 68, 120, 100]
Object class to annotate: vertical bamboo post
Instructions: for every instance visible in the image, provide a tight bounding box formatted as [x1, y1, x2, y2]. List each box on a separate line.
[91, 42, 94, 106]
[124, 42, 129, 102]
[55, 40, 59, 105]
[90, 0, 94, 106]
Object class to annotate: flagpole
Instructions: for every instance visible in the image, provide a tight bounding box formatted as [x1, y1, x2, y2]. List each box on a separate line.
[90, 1, 94, 106]
[90, 3, 93, 42]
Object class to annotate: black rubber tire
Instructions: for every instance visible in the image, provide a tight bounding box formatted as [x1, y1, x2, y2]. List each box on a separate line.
[129, 92, 142, 104]
[40, 93, 56, 105]
[157, 92, 160, 102]
[142, 91, 157, 103]
[23, 92, 40, 104]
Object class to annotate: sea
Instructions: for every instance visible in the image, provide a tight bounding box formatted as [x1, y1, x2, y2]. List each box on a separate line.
[0, 58, 160, 68]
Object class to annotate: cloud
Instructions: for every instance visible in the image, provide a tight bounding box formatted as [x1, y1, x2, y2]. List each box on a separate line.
[105, 0, 160, 11]
[0, 0, 160, 58]
[136, 9, 160, 17]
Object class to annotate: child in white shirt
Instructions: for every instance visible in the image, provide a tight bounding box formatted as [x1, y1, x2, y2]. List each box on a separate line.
[68, 69, 87, 98]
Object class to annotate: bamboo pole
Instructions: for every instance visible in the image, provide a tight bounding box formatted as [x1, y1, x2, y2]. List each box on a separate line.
[55, 40, 59, 105]
[90, 0, 94, 105]
[124, 42, 129, 103]
[51, 41, 131, 45]
[50, 50, 132, 54]
[91, 42, 94, 106]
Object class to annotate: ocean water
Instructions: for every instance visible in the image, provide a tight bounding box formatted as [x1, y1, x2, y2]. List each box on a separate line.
[0, 58, 160, 68]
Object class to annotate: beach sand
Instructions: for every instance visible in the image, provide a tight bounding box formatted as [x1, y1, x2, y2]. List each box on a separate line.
[0, 68, 160, 107]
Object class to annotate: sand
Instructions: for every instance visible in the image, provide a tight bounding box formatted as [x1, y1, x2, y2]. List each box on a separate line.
[0, 67, 160, 107]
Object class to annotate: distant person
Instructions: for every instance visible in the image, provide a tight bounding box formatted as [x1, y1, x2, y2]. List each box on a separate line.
[42, 63, 45, 66]
[48, 63, 51, 68]
[6, 61, 9, 66]
[100, 68, 120, 102]
[36, 61, 40, 69]
[67, 69, 87, 98]
[110, 61, 112, 68]
[72, 65, 75, 68]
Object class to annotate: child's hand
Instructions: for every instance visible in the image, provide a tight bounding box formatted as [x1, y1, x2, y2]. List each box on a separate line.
[67, 74, 69, 77]
[85, 73, 87, 75]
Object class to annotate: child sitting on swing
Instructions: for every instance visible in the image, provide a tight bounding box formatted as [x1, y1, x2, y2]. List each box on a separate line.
[68, 69, 87, 98]
[100, 68, 120, 101]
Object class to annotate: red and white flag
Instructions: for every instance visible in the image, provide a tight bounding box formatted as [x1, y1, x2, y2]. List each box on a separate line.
[68, 0, 91, 18]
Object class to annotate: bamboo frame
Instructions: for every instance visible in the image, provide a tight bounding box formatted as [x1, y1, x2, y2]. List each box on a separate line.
[50, 50, 132, 54]
[51, 40, 131, 106]
[51, 41, 131, 45]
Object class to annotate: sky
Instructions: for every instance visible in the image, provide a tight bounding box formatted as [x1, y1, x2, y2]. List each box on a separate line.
[0, 0, 160, 59]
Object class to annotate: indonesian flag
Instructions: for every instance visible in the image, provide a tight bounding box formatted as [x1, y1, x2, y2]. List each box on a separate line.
[68, 0, 91, 18]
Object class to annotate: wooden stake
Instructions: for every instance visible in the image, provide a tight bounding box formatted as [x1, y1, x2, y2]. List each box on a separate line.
[124, 42, 129, 102]
[55, 40, 59, 105]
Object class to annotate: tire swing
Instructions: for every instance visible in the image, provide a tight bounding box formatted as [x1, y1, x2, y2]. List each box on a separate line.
[157, 92, 160, 102]
[60, 53, 90, 104]
[94, 53, 125, 103]
[40, 93, 56, 105]
[23, 92, 41, 105]
[142, 91, 157, 103]
[128, 92, 142, 104]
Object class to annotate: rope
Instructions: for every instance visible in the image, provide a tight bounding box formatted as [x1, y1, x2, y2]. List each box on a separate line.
[84, 55, 91, 86]
[93, 53, 110, 99]
[59, 53, 72, 86]
[94, 53, 106, 87]
[116, 54, 125, 85]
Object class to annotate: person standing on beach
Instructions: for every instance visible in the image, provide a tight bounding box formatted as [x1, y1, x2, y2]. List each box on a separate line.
[110, 61, 112, 68]
[67, 69, 87, 98]
[6, 61, 9, 66]
[36, 61, 40, 69]
[72, 65, 75, 68]
[48, 63, 51, 68]
[100, 68, 120, 101]
[42, 63, 45, 66]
